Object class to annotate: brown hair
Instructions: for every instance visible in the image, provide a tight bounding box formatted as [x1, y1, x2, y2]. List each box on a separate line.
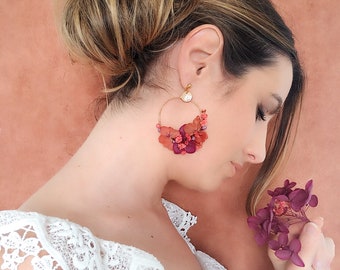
[60, 0, 304, 215]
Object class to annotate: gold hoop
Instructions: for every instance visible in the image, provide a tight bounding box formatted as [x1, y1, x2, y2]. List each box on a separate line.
[156, 84, 208, 154]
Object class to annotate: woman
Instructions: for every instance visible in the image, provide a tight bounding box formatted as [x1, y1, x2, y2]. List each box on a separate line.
[0, 0, 334, 269]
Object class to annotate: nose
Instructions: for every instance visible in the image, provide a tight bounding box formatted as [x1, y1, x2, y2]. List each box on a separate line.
[244, 124, 267, 164]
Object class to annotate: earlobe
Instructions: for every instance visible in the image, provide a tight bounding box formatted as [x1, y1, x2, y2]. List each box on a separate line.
[177, 24, 224, 86]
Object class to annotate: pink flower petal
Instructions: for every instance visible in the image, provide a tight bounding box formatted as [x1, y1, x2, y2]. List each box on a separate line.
[268, 240, 280, 250]
[275, 249, 292, 260]
[309, 194, 318, 207]
[289, 238, 302, 253]
[254, 232, 268, 246]
[278, 233, 288, 246]
[305, 179, 313, 193]
[291, 253, 305, 267]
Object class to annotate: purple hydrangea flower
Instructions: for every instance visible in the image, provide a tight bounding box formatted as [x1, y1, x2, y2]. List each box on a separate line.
[289, 179, 318, 211]
[247, 207, 272, 245]
[269, 234, 305, 267]
[268, 179, 296, 197]
[247, 179, 318, 267]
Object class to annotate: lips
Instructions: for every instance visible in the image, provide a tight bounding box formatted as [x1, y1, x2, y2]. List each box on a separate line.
[231, 161, 243, 171]
[226, 162, 243, 178]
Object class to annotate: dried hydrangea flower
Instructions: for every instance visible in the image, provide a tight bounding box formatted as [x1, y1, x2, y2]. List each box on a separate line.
[157, 111, 208, 154]
[269, 234, 305, 267]
[247, 179, 318, 267]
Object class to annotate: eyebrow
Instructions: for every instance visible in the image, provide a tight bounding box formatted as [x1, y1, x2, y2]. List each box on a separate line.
[268, 93, 283, 115]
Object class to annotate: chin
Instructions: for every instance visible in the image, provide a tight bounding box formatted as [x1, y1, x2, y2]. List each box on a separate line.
[178, 172, 226, 193]
[194, 178, 225, 193]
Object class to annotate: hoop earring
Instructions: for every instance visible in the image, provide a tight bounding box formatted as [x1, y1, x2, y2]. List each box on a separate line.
[156, 84, 208, 154]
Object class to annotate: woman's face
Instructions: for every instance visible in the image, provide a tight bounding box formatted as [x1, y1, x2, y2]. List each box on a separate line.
[172, 55, 293, 191]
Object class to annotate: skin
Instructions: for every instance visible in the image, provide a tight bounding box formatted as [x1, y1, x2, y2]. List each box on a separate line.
[12, 25, 333, 269]
[269, 217, 335, 270]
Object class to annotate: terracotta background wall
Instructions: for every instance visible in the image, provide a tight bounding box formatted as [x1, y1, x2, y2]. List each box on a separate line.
[0, 0, 339, 268]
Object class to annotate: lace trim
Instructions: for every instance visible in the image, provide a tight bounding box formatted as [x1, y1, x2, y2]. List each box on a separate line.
[162, 199, 197, 253]
[162, 200, 227, 270]
[0, 201, 226, 270]
[0, 211, 163, 270]
[0, 216, 65, 270]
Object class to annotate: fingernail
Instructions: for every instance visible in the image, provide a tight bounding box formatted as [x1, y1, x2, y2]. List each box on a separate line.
[313, 261, 324, 270]
[305, 221, 319, 233]
[325, 237, 336, 256]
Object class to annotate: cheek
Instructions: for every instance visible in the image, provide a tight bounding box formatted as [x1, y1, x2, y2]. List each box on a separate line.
[209, 95, 255, 134]
[209, 111, 254, 153]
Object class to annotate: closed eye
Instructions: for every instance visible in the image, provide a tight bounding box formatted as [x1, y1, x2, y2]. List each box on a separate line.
[256, 105, 267, 121]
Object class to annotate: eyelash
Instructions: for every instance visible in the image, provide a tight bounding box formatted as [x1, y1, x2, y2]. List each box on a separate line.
[256, 105, 267, 121]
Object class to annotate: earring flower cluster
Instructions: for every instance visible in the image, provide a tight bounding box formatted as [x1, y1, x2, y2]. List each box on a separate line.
[157, 110, 208, 154]
[247, 179, 318, 267]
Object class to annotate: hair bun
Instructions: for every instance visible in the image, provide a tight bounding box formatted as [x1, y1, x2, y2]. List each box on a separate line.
[61, 0, 178, 98]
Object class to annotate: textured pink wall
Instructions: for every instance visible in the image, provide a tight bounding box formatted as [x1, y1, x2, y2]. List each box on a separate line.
[0, 0, 339, 268]
[0, 1, 99, 207]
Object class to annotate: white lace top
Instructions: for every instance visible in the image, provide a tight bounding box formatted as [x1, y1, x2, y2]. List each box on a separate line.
[0, 200, 226, 270]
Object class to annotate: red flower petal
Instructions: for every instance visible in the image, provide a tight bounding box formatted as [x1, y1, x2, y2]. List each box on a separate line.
[183, 122, 197, 134]
[192, 116, 201, 128]
[158, 135, 173, 151]
[196, 131, 208, 143]
[159, 126, 171, 136]
[169, 129, 180, 138]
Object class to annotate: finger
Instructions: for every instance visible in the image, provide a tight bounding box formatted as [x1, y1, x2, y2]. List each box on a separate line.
[294, 221, 322, 269]
[311, 217, 324, 229]
[268, 220, 321, 270]
[312, 237, 335, 270]
[325, 237, 336, 261]
[268, 218, 335, 270]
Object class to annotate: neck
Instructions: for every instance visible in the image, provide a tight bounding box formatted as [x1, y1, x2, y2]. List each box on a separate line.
[46, 98, 169, 216]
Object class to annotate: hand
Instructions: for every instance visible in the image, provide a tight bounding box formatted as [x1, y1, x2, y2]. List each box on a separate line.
[269, 217, 335, 270]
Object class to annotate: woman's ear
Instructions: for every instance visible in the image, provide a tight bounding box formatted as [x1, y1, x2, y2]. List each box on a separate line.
[177, 24, 224, 87]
